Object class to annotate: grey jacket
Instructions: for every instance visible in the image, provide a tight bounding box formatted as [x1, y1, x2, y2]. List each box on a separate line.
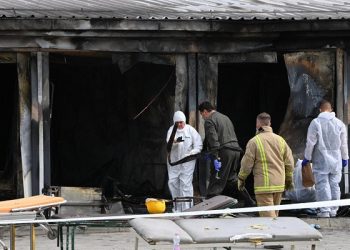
[204, 111, 241, 155]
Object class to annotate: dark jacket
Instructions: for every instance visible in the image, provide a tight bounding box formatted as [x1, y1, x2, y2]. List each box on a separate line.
[204, 111, 241, 156]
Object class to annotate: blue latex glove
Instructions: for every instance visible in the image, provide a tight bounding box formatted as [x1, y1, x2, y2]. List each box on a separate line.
[302, 159, 310, 167]
[342, 159, 348, 168]
[214, 159, 221, 171]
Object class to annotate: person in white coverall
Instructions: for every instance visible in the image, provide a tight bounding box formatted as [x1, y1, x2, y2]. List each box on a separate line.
[303, 100, 349, 218]
[167, 111, 203, 212]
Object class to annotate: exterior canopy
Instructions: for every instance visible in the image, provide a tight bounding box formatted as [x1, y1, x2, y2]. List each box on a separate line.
[0, 0, 350, 20]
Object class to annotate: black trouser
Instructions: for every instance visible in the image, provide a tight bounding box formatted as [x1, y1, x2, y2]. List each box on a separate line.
[206, 148, 240, 197]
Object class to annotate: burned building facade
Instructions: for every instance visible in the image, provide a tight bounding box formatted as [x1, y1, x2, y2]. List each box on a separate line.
[1, 3, 350, 199]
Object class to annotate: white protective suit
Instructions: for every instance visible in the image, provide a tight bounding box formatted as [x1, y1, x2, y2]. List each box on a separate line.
[167, 111, 203, 212]
[304, 111, 349, 216]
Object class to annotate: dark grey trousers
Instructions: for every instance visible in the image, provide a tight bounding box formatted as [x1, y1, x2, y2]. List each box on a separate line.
[206, 148, 240, 197]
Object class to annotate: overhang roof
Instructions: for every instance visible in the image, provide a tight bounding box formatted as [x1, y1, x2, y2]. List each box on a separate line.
[0, 0, 349, 20]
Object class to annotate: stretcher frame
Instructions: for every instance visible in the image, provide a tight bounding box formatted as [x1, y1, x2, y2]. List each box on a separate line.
[0, 195, 66, 250]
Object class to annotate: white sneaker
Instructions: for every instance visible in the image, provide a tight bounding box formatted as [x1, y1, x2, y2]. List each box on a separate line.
[317, 212, 330, 218]
[330, 210, 337, 217]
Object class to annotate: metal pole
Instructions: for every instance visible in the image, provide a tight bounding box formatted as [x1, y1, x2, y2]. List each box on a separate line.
[30, 224, 36, 250]
[10, 225, 15, 250]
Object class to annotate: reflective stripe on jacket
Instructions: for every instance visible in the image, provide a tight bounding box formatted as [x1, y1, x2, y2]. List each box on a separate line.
[238, 126, 294, 194]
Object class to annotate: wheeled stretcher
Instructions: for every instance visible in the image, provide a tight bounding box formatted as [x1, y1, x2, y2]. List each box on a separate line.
[130, 217, 322, 249]
[0, 195, 66, 250]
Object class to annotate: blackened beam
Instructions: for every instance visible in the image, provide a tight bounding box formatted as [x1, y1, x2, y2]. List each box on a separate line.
[0, 37, 272, 53]
[0, 52, 16, 63]
[1, 19, 350, 33]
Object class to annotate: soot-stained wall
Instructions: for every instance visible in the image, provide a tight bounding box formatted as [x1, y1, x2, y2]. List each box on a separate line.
[280, 52, 335, 158]
[120, 62, 175, 196]
[50, 56, 175, 197]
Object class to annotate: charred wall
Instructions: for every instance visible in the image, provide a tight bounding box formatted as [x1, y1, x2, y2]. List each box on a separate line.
[50, 55, 175, 197]
[279, 51, 336, 158]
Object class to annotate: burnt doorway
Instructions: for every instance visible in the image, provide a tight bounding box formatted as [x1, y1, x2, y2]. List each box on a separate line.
[50, 54, 175, 197]
[0, 63, 18, 199]
[217, 60, 290, 149]
[217, 60, 290, 195]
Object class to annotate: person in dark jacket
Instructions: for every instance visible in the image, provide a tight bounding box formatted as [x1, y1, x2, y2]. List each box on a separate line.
[198, 101, 242, 197]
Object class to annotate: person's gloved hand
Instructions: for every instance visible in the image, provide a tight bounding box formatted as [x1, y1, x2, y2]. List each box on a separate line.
[302, 158, 310, 167]
[285, 178, 294, 191]
[175, 136, 184, 142]
[214, 159, 221, 171]
[238, 178, 245, 191]
[342, 159, 348, 168]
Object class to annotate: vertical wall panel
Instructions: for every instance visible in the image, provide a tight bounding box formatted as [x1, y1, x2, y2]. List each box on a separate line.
[30, 53, 39, 195]
[336, 48, 344, 121]
[37, 52, 51, 193]
[188, 53, 197, 128]
[175, 54, 188, 112]
[17, 53, 32, 197]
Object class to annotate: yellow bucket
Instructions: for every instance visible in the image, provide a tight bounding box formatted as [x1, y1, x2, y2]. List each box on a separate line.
[145, 198, 166, 214]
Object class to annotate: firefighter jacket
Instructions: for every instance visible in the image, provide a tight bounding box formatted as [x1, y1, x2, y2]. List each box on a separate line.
[238, 126, 294, 194]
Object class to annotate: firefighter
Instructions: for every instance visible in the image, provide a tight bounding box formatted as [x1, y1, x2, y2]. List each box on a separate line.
[238, 112, 294, 217]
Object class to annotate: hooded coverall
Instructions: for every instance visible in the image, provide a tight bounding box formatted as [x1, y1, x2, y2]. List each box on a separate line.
[239, 126, 294, 217]
[167, 111, 203, 212]
[304, 111, 349, 216]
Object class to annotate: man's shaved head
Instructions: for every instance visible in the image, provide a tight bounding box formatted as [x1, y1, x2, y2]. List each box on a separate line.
[319, 100, 332, 112]
[256, 112, 271, 127]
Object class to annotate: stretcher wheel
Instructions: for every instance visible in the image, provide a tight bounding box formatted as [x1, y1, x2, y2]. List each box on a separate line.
[47, 229, 58, 240]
